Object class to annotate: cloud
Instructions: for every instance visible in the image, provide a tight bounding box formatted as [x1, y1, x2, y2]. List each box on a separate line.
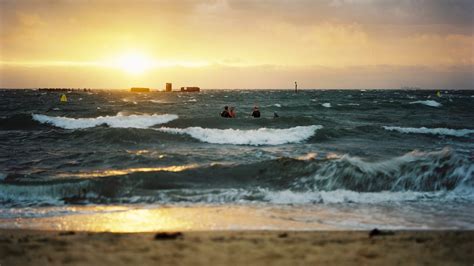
[224, 0, 473, 27]
[0, 0, 472, 88]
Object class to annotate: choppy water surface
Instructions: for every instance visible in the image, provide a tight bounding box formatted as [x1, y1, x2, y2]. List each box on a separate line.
[0, 89, 473, 230]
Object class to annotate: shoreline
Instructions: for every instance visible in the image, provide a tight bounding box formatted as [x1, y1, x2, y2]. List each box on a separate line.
[1, 229, 473, 265]
[2, 203, 474, 231]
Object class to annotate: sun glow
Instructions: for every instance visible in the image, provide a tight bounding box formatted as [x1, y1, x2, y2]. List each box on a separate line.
[115, 52, 154, 74]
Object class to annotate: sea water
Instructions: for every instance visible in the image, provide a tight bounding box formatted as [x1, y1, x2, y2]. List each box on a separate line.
[0, 89, 473, 231]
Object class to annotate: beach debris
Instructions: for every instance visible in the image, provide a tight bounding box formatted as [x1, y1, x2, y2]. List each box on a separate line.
[278, 233, 288, 238]
[369, 228, 395, 238]
[154, 232, 183, 240]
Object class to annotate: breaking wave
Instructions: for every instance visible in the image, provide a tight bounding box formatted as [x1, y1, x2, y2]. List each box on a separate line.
[155, 125, 323, 145]
[383, 126, 474, 137]
[293, 148, 473, 192]
[0, 148, 472, 206]
[409, 100, 442, 107]
[32, 113, 178, 129]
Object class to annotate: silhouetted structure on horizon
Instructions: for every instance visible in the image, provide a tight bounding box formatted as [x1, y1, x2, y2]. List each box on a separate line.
[180, 87, 200, 92]
[130, 87, 150, 92]
[166, 83, 172, 92]
[38, 88, 92, 92]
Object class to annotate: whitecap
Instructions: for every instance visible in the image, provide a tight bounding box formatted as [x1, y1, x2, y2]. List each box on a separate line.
[337, 103, 359, 106]
[274, 103, 281, 107]
[322, 103, 331, 108]
[32, 113, 178, 129]
[261, 189, 442, 204]
[156, 125, 322, 146]
[383, 126, 474, 137]
[409, 100, 442, 107]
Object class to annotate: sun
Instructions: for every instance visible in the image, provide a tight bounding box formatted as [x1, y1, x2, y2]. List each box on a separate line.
[115, 52, 153, 74]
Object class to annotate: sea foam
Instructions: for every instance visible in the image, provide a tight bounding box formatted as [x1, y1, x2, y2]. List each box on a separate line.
[293, 148, 474, 192]
[409, 100, 442, 107]
[383, 126, 474, 137]
[32, 113, 178, 129]
[156, 125, 322, 145]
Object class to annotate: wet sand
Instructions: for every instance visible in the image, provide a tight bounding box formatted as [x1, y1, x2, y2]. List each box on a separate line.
[0, 230, 473, 265]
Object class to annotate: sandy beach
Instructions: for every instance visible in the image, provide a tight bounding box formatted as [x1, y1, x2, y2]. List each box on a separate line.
[1, 230, 473, 265]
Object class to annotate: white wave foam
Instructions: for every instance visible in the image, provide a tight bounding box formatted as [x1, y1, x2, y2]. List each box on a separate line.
[156, 125, 322, 145]
[32, 113, 178, 129]
[297, 148, 474, 193]
[409, 100, 442, 107]
[149, 187, 472, 205]
[337, 103, 359, 106]
[383, 126, 474, 137]
[322, 103, 331, 108]
[262, 189, 447, 204]
[274, 103, 281, 107]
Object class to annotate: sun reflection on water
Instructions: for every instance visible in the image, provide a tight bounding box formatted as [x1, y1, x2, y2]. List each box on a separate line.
[64, 209, 194, 232]
[56, 164, 199, 179]
[10, 205, 335, 232]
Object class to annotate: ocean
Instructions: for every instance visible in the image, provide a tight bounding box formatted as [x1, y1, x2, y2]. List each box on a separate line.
[0, 89, 473, 231]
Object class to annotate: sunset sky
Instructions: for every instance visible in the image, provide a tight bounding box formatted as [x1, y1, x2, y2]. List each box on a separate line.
[0, 0, 473, 89]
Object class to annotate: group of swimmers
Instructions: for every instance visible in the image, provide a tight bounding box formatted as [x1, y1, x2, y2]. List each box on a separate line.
[221, 105, 270, 118]
[220, 106, 237, 118]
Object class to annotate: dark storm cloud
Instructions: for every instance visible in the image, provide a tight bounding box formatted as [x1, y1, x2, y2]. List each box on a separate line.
[1, 0, 472, 31]
[226, 0, 473, 26]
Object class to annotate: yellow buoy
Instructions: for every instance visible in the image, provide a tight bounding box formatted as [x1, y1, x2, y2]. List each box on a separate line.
[436, 91, 441, 97]
[60, 94, 68, 102]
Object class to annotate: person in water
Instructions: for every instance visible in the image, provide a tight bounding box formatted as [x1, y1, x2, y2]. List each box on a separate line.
[221, 106, 231, 118]
[229, 106, 236, 118]
[251, 106, 261, 118]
